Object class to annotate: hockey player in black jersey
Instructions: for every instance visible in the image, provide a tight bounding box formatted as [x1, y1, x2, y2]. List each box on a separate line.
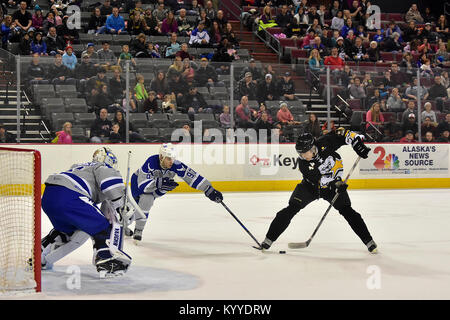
[260, 128, 378, 253]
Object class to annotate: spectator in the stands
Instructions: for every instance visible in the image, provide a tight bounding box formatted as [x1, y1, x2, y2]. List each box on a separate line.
[385, 21, 403, 42]
[340, 18, 355, 38]
[97, 41, 117, 69]
[75, 53, 97, 94]
[113, 110, 146, 142]
[421, 102, 437, 124]
[42, 11, 55, 35]
[150, 70, 170, 100]
[386, 88, 405, 112]
[237, 72, 258, 101]
[422, 7, 435, 24]
[167, 55, 184, 79]
[161, 10, 178, 35]
[87, 67, 108, 94]
[134, 74, 148, 102]
[349, 36, 368, 62]
[355, 24, 369, 44]
[204, 1, 216, 21]
[278, 72, 296, 101]
[81, 43, 99, 64]
[165, 32, 181, 58]
[384, 32, 403, 53]
[194, 57, 219, 88]
[219, 105, 231, 129]
[197, 9, 212, 30]
[143, 8, 161, 35]
[168, 71, 189, 105]
[399, 130, 416, 143]
[30, 32, 47, 55]
[108, 68, 126, 101]
[304, 113, 322, 138]
[1, 15, 15, 50]
[127, 10, 147, 35]
[59, 15, 80, 44]
[349, 77, 366, 100]
[401, 100, 418, 124]
[130, 33, 148, 57]
[428, 75, 449, 112]
[423, 131, 435, 143]
[153, 1, 168, 22]
[255, 111, 279, 142]
[46, 53, 75, 85]
[106, 7, 127, 34]
[436, 129, 449, 143]
[306, 18, 322, 37]
[294, 6, 309, 26]
[182, 58, 195, 85]
[405, 77, 429, 102]
[90, 108, 112, 143]
[372, 28, 384, 44]
[87, 7, 106, 34]
[44, 26, 64, 56]
[240, 58, 262, 82]
[61, 46, 76, 71]
[366, 102, 384, 131]
[12, 1, 32, 34]
[405, 4, 424, 24]
[390, 63, 408, 88]
[367, 41, 381, 62]
[436, 15, 449, 40]
[176, 42, 193, 60]
[209, 20, 222, 47]
[0, 123, 16, 143]
[421, 116, 438, 139]
[302, 29, 316, 49]
[55, 122, 73, 144]
[257, 73, 278, 104]
[176, 8, 193, 36]
[402, 113, 419, 138]
[189, 22, 210, 47]
[142, 91, 158, 114]
[403, 21, 418, 43]
[308, 48, 325, 75]
[184, 86, 209, 119]
[161, 93, 177, 114]
[331, 10, 344, 31]
[31, 5, 43, 32]
[235, 95, 257, 128]
[27, 53, 48, 85]
[277, 102, 300, 128]
[100, 0, 113, 16]
[311, 36, 327, 57]
[118, 44, 137, 69]
[275, 4, 293, 33]
[437, 113, 450, 136]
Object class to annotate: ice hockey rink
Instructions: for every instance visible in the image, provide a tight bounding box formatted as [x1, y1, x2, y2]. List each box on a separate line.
[14, 188, 450, 300]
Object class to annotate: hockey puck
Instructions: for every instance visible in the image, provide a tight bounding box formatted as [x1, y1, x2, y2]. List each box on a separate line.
[279, 250, 286, 254]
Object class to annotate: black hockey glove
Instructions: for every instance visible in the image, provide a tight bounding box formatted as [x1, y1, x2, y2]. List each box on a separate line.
[205, 186, 223, 203]
[332, 178, 348, 194]
[352, 137, 371, 159]
[159, 177, 179, 192]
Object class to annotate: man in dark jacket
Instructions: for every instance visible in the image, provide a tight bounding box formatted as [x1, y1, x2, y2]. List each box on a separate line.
[194, 58, 219, 88]
[74, 53, 98, 94]
[90, 108, 112, 143]
[27, 53, 48, 85]
[428, 75, 448, 112]
[257, 73, 278, 104]
[183, 86, 208, 120]
[46, 54, 77, 85]
[44, 27, 65, 56]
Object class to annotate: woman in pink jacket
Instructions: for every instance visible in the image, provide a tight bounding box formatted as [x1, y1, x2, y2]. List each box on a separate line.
[366, 102, 385, 130]
[57, 122, 73, 144]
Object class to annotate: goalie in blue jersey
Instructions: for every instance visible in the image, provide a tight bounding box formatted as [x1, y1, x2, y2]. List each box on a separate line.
[129, 143, 223, 241]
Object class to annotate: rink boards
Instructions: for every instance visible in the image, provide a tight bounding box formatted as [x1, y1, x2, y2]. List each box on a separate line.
[2, 143, 450, 192]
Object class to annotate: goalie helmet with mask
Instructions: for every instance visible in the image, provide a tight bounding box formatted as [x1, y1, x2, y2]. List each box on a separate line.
[295, 133, 318, 160]
[93, 147, 118, 169]
[159, 143, 176, 169]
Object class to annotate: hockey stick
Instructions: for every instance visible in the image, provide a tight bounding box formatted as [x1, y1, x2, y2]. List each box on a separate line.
[220, 201, 263, 249]
[121, 151, 132, 228]
[288, 156, 362, 249]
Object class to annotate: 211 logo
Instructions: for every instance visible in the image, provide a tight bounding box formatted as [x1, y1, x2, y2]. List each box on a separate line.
[373, 146, 399, 170]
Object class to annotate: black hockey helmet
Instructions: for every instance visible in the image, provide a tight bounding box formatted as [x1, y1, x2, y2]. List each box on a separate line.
[295, 133, 315, 154]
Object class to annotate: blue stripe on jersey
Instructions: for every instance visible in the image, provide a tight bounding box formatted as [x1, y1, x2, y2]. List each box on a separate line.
[154, 189, 165, 197]
[61, 172, 92, 197]
[100, 177, 123, 192]
[191, 175, 204, 189]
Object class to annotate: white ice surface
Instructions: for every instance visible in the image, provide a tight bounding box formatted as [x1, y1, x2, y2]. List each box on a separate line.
[5, 189, 450, 300]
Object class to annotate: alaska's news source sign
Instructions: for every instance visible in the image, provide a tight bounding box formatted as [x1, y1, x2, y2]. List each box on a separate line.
[360, 144, 449, 175]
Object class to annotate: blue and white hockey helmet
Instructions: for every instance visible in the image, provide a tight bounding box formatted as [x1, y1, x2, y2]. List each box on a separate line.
[159, 143, 176, 160]
[93, 147, 118, 169]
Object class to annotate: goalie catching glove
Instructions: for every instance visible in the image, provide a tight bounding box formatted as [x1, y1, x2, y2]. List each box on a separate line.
[205, 185, 223, 203]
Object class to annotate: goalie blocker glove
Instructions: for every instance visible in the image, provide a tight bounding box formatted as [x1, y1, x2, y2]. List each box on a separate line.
[205, 185, 223, 203]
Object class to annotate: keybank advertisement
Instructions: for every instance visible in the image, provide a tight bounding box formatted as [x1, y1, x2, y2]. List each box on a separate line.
[359, 144, 449, 175]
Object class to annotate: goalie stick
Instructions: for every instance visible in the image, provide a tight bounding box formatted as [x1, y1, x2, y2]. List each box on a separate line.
[288, 156, 362, 249]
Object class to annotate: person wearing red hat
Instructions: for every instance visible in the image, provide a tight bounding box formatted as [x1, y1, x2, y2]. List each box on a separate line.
[62, 45, 77, 70]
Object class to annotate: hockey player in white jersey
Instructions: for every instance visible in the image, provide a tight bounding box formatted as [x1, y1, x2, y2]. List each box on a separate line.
[129, 143, 223, 241]
[40, 147, 132, 278]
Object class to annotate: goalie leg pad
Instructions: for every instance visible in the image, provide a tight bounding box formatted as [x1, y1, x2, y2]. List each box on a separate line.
[42, 230, 90, 269]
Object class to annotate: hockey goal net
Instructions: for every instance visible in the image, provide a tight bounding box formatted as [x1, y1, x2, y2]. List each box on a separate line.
[0, 147, 41, 293]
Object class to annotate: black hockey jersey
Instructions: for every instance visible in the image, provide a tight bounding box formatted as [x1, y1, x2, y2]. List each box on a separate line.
[298, 128, 363, 189]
